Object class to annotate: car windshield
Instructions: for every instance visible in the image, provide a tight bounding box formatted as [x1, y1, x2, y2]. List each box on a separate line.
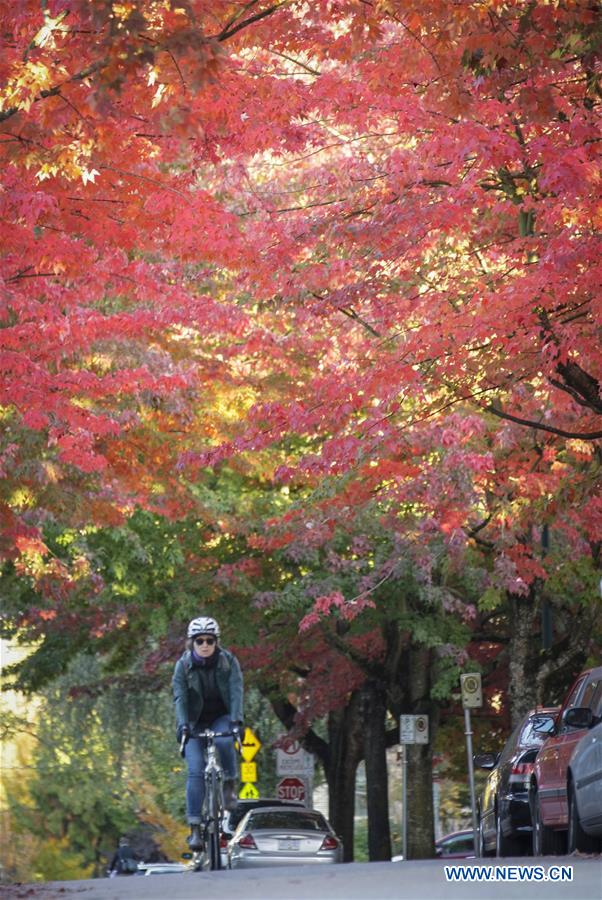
[227, 801, 302, 831]
[520, 714, 555, 745]
[246, 811, 328, 831]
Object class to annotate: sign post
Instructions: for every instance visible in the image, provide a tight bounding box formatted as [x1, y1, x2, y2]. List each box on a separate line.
[239, 782, 259, 800]
[460, 674, 482, 857]
[240, 761, 257, 784]
[276, 776, 306, 803]
[414, 714, 429, 744]
[238, 727, 261, 799]
[400, 743, 408, 861]
[276, 735, 314, 807]
[240, 727, 261, 763]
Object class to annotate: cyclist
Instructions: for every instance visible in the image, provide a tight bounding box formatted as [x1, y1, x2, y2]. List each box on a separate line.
[173, 616, 244, 851]
[108, 837, 138, 876]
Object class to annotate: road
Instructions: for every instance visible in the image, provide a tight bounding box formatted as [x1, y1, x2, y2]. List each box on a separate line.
[3, 858, 601, 900]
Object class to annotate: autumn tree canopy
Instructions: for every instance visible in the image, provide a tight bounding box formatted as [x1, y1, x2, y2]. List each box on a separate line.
[1, 2, 601, 869]
[1, 1, 600, 665]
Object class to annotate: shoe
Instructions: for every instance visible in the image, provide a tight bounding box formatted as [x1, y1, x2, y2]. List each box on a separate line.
[187, 824, 204, 851]
[223, 780, 237, 812]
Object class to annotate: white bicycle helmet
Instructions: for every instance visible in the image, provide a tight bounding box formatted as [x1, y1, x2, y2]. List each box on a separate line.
[187, 616, 220, 639]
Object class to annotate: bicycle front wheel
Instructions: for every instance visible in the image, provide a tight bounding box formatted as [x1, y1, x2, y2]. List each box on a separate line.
[208, 827, 221, 871]
[207, 770, 223, 870]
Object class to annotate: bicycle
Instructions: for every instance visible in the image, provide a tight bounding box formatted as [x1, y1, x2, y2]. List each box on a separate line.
[180, 727, 240, 871]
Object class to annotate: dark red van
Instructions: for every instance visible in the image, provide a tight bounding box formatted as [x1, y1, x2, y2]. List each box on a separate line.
[530, 666, 602, 855]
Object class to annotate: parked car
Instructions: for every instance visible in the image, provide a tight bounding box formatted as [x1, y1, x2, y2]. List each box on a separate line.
[530, 665, 602, 855]
[221, 797, 305, 866]
[228, 806, 343, 869]
[137, 862, 190, 876]
[567, 717, 602, 853]
[223, 797, 305, 837]
[435, 829, 476, 859]
[476, 707, 557, 857]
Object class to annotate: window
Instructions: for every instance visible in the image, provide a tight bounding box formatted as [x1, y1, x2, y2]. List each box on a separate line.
[564, 676, 586, 711]
[440, 835, 474, 856]
[228, 799, 303, 831]
[589, 681, 602, 718]
[247, 811, 328, 831]
[520, 714, 555, 746]
[499, 722, 523, 763]
[580, 679, 600, 712]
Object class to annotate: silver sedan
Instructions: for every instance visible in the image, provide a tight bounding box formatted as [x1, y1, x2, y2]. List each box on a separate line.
[227, 806, 343, 869]
[567, 715, 602, 853]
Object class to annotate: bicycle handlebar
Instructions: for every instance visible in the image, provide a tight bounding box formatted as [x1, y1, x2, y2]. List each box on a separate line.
[179, 728, 241, 754]
[194, 728, 239, 739]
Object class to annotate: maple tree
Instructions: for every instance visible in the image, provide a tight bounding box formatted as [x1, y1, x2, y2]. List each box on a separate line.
[1, 0, 601, 864]
[1, 0, 599, 579]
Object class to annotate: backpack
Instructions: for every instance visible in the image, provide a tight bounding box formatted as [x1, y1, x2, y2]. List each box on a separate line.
[119, 855, 139, 874]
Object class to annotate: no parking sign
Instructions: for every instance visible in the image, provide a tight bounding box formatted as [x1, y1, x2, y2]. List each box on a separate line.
[399, 714, 429, 744]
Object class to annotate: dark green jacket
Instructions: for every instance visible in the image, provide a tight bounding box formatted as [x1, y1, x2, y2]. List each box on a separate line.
[172, 647, 243, 731]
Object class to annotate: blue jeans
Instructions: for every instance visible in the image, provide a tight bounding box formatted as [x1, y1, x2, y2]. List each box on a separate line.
[185, 714, 238, 824]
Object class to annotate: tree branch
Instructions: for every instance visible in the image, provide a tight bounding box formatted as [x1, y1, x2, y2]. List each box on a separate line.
[336, 305, 382, 338]
[319, 623, 383, 681]
[264, 687, 330, 763]
[0, 59, 107, 124]
[487, 405, 602, 440]
[216, 2, 288, 43]
[270, 50, 321, 77]
[554, 359, 602, 414]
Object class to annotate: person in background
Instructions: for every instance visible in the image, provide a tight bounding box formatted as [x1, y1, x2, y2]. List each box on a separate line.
[108, 837, 138, 876]
[172, 616, 244, 851]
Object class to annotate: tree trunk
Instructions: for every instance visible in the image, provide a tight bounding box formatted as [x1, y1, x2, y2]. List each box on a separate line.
[508, 584, 592, 720]
[325, 690, 364, 862]
[406, 741, 435, 859]
[362, 680, 391, 860]
[507, 589, 540, 726]
[267, 684, 363, 862]
[405, 644, 436, 859]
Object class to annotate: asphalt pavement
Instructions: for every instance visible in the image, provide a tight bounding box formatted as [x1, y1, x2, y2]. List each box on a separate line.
[3, 858, 601, 900]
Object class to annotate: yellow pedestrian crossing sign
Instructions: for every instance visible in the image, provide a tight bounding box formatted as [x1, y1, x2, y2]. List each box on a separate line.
[240, 761, 257, 783]
[240, 727, 261, 762]
[239, 782, 259, 799]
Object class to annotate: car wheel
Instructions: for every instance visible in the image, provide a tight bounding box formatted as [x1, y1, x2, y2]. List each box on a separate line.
[531, 787, 565, 856]
[495, 809, 521, 857]
[567, 780, 601, 854]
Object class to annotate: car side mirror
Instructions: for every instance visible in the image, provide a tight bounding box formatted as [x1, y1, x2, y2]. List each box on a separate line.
[532, 716, 556, 735]
[474, 752, 498, 769]
[563, 707, 593, 729]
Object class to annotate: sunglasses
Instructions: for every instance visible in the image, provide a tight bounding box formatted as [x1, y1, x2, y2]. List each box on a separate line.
[194, 636, 216, 646]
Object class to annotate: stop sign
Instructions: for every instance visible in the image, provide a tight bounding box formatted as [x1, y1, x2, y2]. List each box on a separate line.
[276, 776, 306, 803]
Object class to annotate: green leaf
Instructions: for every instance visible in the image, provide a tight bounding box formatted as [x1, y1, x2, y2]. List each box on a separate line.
[478, 586, 503, 612]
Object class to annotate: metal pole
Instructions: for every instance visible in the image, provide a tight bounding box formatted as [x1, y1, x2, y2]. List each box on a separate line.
[402, 744, 408, 861]
[464, 707, 480, 857]
[304, 774, 313, 809]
